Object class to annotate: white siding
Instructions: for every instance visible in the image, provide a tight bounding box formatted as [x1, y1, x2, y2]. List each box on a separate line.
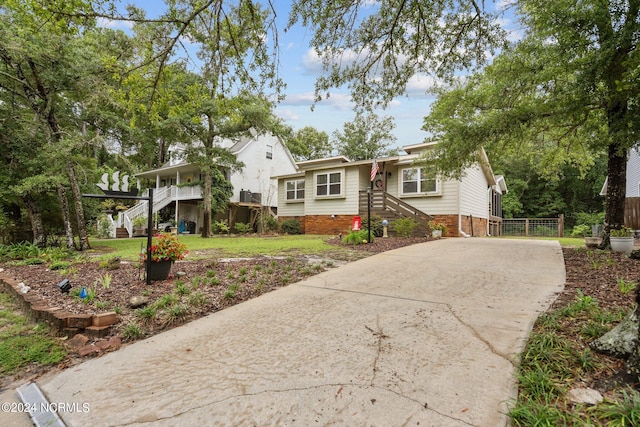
[399, 179, 459, 215]
[459, 165, 490, 219]
[303, 167, 360, 215]
[627, 148, 640, 197]
[277, 179, 305, 217]
[232, 134, 297, 207]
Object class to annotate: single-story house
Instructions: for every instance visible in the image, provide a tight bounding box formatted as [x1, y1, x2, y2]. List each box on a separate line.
[112, 132, 297, 237]
[274, 142, 507, 237]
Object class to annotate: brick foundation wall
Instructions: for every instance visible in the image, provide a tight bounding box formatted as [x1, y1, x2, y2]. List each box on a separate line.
[459, 215, 488, 237]
[305, 215, 353, 235]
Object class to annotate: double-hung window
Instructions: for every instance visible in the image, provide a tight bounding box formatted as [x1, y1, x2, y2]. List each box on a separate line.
[285, 179, 305, 201]
[401, 167, 438, 195]
[315, 171, 343, 197]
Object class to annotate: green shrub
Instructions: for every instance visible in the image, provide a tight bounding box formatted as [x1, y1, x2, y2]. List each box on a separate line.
[234, 222, 252, 234]
[393, 217, 418, 237]
[362, 215, 384, 237]
[49, 260, 72, 270]
[213, 219, 230, 235]
[280, 219, 301, 235]
[342, 230, 374, 245]
[571, 224, 591, 238]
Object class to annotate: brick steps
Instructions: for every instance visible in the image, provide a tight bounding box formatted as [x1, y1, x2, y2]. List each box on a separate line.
[116, 227, 129, 238]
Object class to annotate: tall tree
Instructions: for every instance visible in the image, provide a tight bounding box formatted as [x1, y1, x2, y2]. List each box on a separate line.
[333, 113, 397, 161]
[422, 1, 639, 246]
[0, 0, 106, 249]
[286, 126, 333, 161]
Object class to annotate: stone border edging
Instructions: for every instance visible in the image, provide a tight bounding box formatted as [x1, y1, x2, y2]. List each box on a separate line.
[0, 270, 117, 338]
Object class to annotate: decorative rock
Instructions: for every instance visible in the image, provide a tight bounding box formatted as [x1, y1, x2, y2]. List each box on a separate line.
[77, 344, 100, 357]
[590, 308, 637, 357]
[567, 387, 603, 406]
[66, 334, 89, 351]
[175, 271, 187, 278]
[128, 295, 150, 308]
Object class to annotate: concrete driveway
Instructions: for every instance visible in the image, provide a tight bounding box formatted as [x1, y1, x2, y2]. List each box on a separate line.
[8, 238, 565, 426]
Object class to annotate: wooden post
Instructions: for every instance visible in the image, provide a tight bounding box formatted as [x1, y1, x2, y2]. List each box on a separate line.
[525, 218, 530, 236]
[146, 189, 153, 285]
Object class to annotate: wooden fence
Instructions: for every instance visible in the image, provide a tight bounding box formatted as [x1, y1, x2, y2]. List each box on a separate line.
[625, 198, 640, 230]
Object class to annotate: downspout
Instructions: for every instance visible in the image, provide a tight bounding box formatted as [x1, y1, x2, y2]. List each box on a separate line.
[457, 180, 471, 238]
[487, 186, 492, 236]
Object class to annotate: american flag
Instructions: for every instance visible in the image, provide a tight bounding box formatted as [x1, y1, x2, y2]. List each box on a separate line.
[370, 159, 379, 181]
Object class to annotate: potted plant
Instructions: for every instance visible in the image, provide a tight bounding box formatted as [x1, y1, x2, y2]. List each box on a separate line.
[610, 227, 634, 254]
[133, 216, 147, 236]
[571, 224, 600, 248]
[144, 233, 188, 281]
[428, 220, 448, 239]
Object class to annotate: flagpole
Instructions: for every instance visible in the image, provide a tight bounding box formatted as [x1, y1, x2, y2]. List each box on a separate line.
[368, 179, 372, 243]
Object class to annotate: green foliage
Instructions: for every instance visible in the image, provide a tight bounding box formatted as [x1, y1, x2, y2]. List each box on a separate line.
[341, 230, 374, 245]
[571, 224, 591, 238]
[333, 112, 397, 160]
[233, 222, 252, 234]
[0, 292, 66, 374]
[617, 278, 637, 295]
[393, 217, 418, 238]
[595, 390, 640, 426]
[289, 0, 503, 109]
[362, 215, 384, 237]
[121, 322, 143, 341]
[610, 227, 634, 237]
[280, 219, 301, 235]
[286, 126, 332, 161]
[49, 260, 72, 270]
[213, 219, 230, 235]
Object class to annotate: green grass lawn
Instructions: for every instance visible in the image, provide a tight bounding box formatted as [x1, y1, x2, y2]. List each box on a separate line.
[0, 292, 67, 376]
[500, 236, 585, 247]
[89, 234, 338, 261]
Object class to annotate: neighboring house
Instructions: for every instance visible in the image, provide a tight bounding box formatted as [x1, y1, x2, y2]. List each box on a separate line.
[274, 142, 507, 237]
[113, 132, 297, 237]
[600, 147, 640, 229]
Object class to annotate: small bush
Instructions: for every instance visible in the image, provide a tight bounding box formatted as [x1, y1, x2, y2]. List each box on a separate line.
[234, 222, 252, 234]
[342, 230, 374, 245]
[213, 219, 230, 235]
[393, 217, 418, 238]
[49, 260, 71, 270]
[280, 219, 301, 235]
[362, 215, 384, 237]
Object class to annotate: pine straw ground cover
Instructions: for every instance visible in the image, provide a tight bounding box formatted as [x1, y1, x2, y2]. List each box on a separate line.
[510, 247, 640, 425]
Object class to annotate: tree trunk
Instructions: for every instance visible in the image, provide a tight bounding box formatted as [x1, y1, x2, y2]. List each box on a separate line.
[65, 159, 91, 250]
[201, 169, 212, 238]
[57, 185, 76, 249]
[21, 194, 46, 247]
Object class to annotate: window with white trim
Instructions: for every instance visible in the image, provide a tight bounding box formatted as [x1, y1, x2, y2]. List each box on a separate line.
[315, 171, 343, 197]
[401, 167, 437, 195]
[285, 179, 305, 201]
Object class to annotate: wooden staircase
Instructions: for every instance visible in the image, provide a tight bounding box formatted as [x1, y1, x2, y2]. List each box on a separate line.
[359, 190, 433, 236]
[115, 227, 129, 239]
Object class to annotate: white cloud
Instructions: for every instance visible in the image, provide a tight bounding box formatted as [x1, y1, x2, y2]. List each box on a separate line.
[282, 91, 354, 110]
[96, 17, 133, 30]
[276, 108, 299, 122]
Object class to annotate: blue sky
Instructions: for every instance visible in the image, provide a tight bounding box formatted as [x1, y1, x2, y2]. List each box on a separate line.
[106, 1, 520, 152]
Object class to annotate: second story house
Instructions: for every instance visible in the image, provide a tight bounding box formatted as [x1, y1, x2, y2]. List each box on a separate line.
[113, 132, 297, 237]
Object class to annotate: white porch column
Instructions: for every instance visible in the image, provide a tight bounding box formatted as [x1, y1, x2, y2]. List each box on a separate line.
[156, 175, 160, 189]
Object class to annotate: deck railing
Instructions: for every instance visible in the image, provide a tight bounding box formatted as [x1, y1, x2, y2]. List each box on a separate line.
[359, 190, 433, 227]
